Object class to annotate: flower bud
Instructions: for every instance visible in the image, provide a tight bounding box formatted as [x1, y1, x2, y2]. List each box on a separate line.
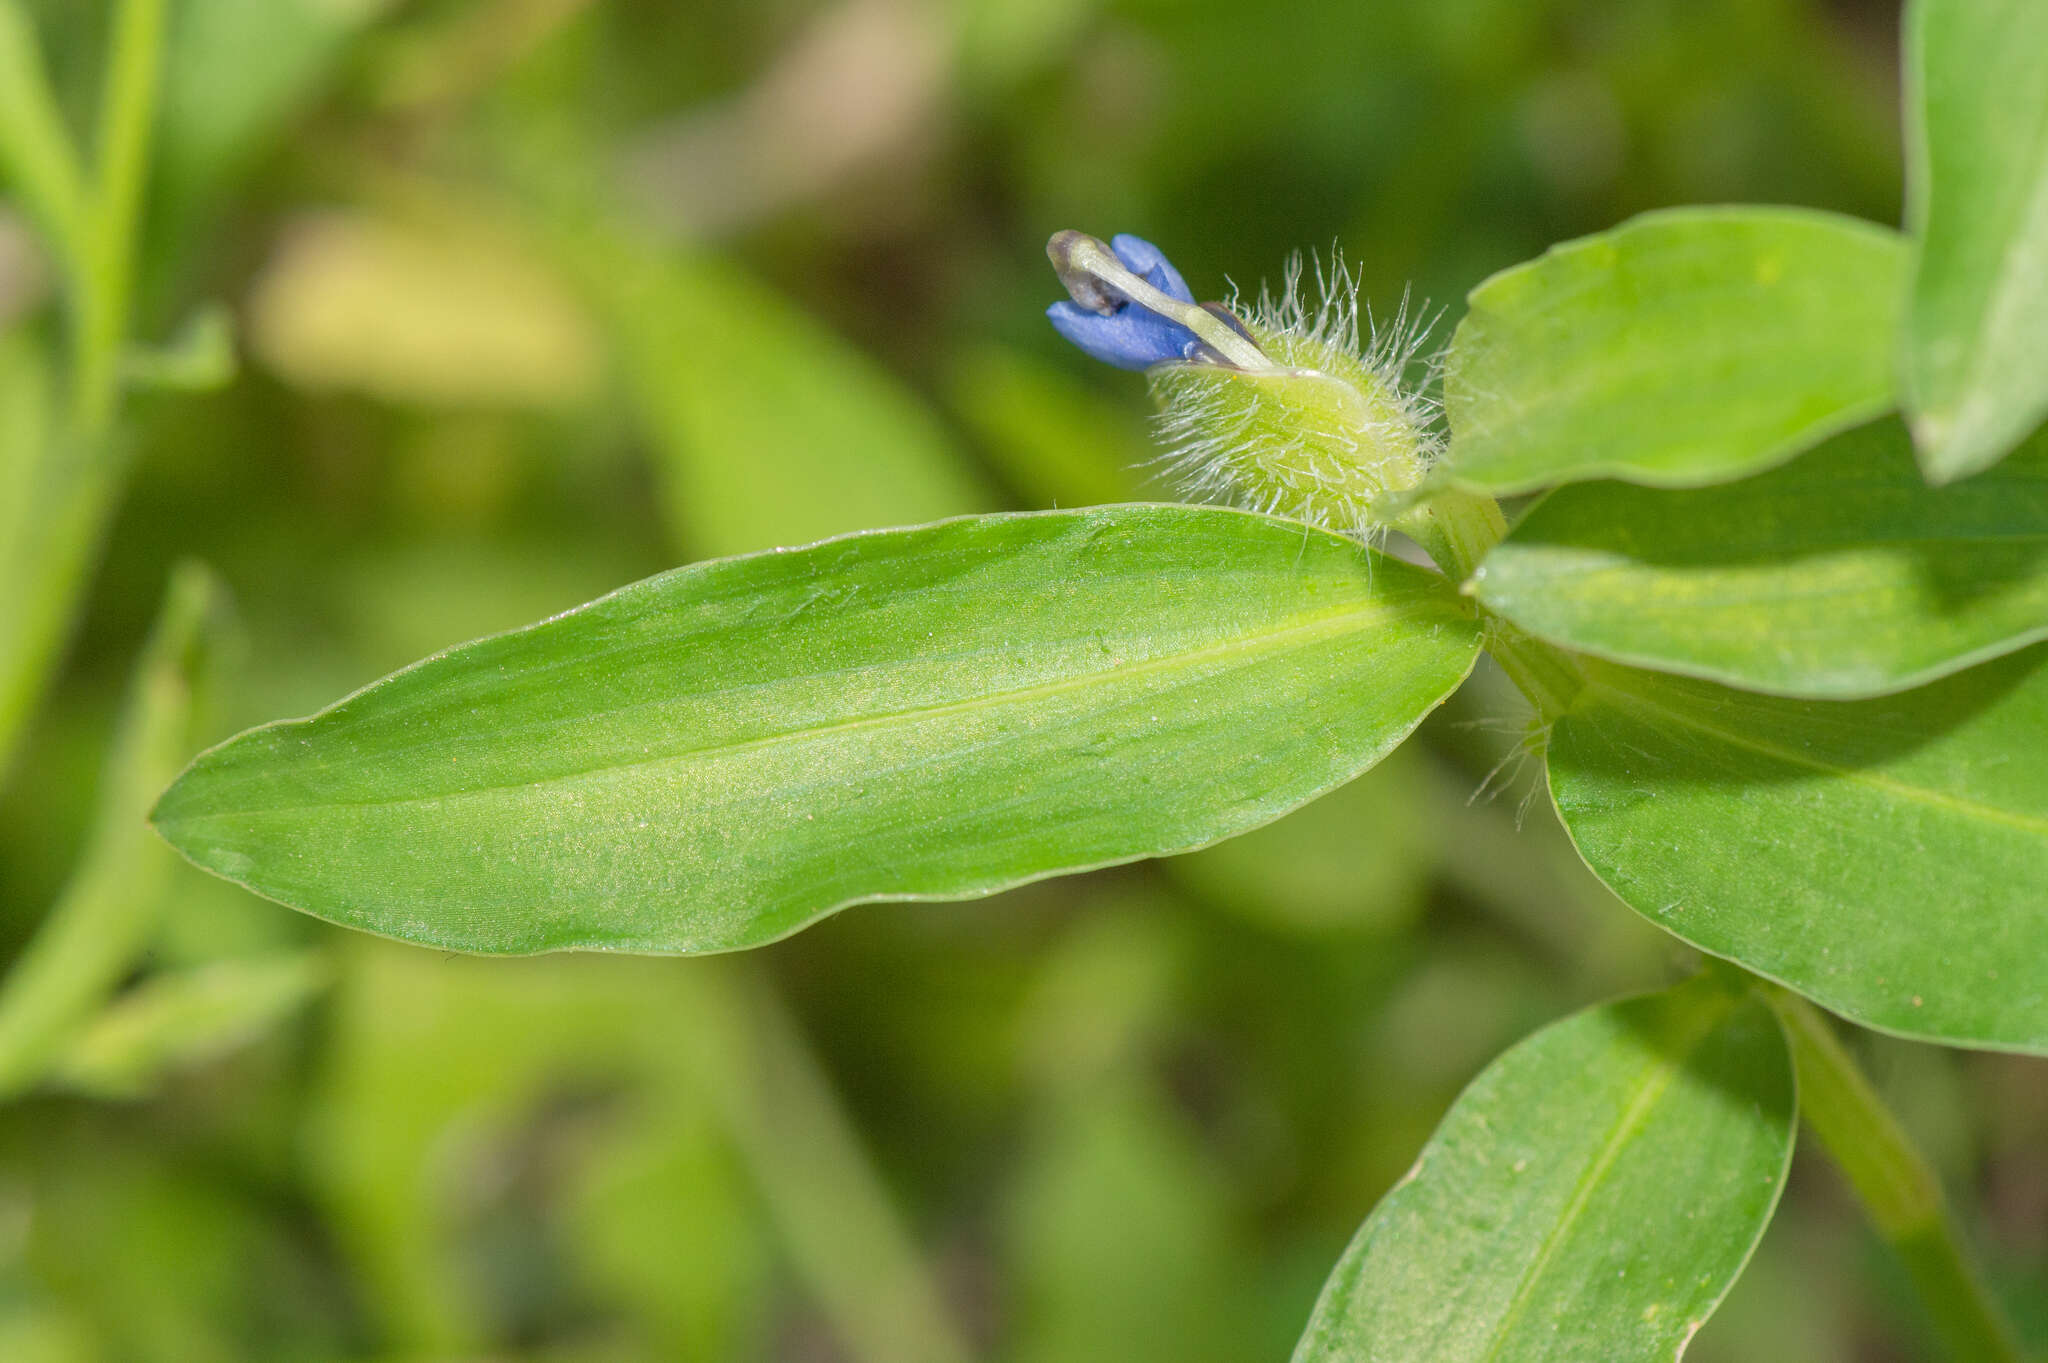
[1045, 235, 1499, 569]
[1148, 267, 1438, 536]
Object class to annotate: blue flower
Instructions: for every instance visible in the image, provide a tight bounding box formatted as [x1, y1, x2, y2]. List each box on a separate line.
[1046, 233, 1209, 370]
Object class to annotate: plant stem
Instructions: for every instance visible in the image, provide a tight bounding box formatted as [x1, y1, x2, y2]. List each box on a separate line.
[0, 0, 166, 778]
[1765, 990, 2026, 1363]
[1398, 484, 1504, 582]
[1453, 474, 2022, 1360]
[0, 0, 87, 266]
[673, 961, 977, 1363]
[75, 0, 166, 433]
[0, 566, 218, 1099]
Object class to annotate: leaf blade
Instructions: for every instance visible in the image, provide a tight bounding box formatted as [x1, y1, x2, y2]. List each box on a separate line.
[153, 506, 1480, 955]
[1548, 651, 2048, 1051]
[1442, 206, 1906, 494]
[1902, 0, 2048, 480]
[1472, 418, 2048, 699]
[1293, 974, 1794, 1363]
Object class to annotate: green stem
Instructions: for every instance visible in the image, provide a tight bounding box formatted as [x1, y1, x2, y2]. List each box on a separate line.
[0, 565, 217, 1099]
[0, 0, 166, 778]
[1397, 485, 1505, 582]
[1453, 479, 2018, 1359]
[75, 0, 166, 433]
[0, 0, 87, 267]
[0, 441, 125, 777]
[673, 961, 976, 1363]
[1765, 990, 2025, 1363]
[1485, 619, 1587, 723]
[1400, 484, 1596, 723]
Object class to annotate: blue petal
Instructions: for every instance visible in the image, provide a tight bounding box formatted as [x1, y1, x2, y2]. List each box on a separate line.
[1046, 300, 1203, 371]
[1110, 234, 1194, 303]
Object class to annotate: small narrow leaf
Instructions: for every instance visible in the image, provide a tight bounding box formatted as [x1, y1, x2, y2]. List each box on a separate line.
[52, 951, 328, 1099]
[0, 563, 231, 1098]
[1901, 0, 2048, 481]
[1548, 650, 2048, 1052]
[1473, 418, 2048, 699]
[1293, 973, 1794, 1363]
[1442, 206, 1906, 494]
[153, 507, 1479, 955]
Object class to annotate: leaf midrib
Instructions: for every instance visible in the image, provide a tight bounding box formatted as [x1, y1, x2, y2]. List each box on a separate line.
[1473, 996, 1732, 1362]
[172, 595, 1464, 819]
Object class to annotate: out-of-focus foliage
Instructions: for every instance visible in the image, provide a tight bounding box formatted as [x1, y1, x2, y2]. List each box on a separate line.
[2, 1, 2043, 1361]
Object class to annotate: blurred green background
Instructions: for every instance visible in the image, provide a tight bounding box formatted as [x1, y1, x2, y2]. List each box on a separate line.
[2, 1, 2043, 1360]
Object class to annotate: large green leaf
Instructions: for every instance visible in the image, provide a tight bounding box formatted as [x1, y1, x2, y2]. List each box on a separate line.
[1548, 650, 2048, 1052]
[1292, 973, 1794, 1363]
[1441, 206, 1906, 494]
[1473, 418, 2048, 699]
[152, 506, 1479, 955]
[1901, 0, 2048, 482]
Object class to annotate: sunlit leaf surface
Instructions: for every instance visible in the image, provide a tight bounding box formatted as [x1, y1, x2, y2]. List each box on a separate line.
[1443, 207, 1905, 493]
[1901, 0, 2048, 481]
[1473, 419, 2048, 698]
[1549, 650, 2048, 1051]
[153, 506, 1479, 954]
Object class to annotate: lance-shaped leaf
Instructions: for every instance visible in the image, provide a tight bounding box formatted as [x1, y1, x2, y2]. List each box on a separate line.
[152, 507, 1479, 955]
[1442, 206, 1906, 494]
[1901, 0, 2048, 482]
[1548, 650, 2048, 1052]
[1292, 973, 1794, 1363]
[1472, 419, 2048, 699]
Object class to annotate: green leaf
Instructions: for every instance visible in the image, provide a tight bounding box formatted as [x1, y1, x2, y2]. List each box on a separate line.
[1473, 418, 2048, 699]
[1292, 973, 1794, 1363]
[1441, 206, 1906, 494]
[155, 0, 382, 240]
[309, 942, 963, 1363]
[152, 506, 1479, 955]
[592, 241, 995, 558]
[1901, 0, 2048, 481]
[122, 301, 236, 392]
[1547, 650, 2048, 1052]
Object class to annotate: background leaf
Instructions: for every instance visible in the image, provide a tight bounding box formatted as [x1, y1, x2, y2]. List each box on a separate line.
[0, 563, 228, 1098]
[1473, 418, 2048, 698]
[152, 506, 1479, 954]
[248, 210, 604, 410]
[592, 240, 996, 559]
[1548, 649, 2048, 1052]
[154, 0, 390, 248]
[1441, 206, 1905, 493]
[1292, 973, 1794, 1363]
[1901, 0, 2048, 481]
[49, 951, 327, 1100]
[945, 341, 1149, 510]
